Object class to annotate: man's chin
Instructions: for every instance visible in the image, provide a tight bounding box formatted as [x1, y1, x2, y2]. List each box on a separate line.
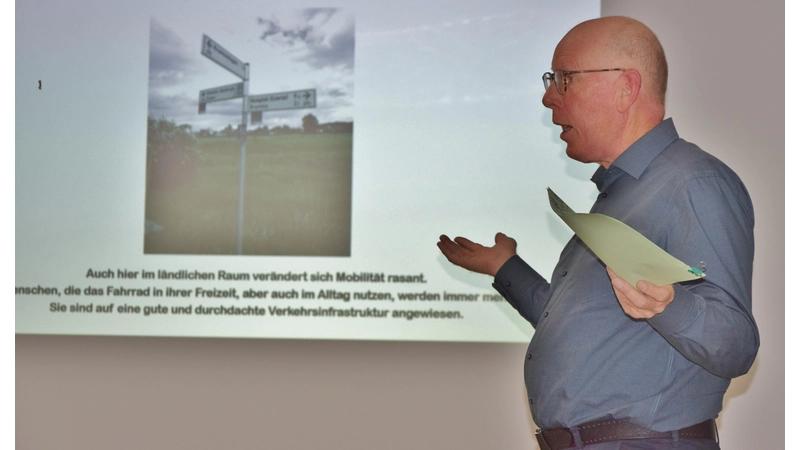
[564, 146, 584, 163]
[566, 149, 597, 166]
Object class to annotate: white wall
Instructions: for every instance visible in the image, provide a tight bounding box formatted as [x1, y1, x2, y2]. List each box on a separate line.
[15, 1, 784, 449]
[601, 1, 785, 449]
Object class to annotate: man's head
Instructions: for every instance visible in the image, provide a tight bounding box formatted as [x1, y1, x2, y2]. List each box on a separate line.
[542, 16, 667, 167]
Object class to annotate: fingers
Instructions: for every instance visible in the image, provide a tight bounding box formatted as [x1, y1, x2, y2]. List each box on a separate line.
[607, 267, 635, 295]
[437, 233, 514, 276]
[613, 287, 650, 319]
[438, 235, 487, 257]
[437, 234, 455, 250]
[606, 267, 674, 319]
[453, 236, 482, 251]
[494, 232, 509, 246]
[636, 280, 672, 303]
[437, 235, 465, 262]
[606, 268, 644, 317]
[495, 232, 518, 251]
[438, 235, 472, 254]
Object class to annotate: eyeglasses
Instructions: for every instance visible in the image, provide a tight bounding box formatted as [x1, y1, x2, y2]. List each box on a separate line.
[542, 68, 626, 95]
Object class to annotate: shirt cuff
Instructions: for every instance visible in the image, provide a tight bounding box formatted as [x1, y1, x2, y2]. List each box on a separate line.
[491, 255, 545, 301]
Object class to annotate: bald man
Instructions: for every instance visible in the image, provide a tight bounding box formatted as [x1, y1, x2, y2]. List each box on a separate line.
[438, 17, 758, 450]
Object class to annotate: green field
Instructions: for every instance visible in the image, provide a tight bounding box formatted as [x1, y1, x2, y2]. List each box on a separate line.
[144, 133, 352, 256]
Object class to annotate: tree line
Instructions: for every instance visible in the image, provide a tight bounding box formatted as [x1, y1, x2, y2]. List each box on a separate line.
[145, 114, 353, 188]
[194, 113, 353, 138]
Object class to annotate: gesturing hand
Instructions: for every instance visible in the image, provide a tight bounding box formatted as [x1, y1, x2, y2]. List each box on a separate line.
[437, 232, 517, 277]
[606, 267, 675, 319]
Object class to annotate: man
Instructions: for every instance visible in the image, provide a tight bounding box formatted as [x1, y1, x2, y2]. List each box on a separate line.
[437, 16, 758, 450]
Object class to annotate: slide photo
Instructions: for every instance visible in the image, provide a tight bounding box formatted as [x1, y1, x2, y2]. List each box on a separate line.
[145, 11, 354, 256]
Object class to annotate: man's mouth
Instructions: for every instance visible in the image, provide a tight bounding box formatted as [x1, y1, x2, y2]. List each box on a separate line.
[561, 125, 573, 132]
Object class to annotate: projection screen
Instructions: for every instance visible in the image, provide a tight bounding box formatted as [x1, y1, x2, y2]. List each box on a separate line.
[16, 0, 600, 342]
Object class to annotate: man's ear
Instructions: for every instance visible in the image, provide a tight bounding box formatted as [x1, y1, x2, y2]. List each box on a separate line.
[616, 69, 642, 113]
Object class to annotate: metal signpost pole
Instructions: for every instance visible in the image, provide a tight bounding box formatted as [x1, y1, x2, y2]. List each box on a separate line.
[236, 64, 249, 255]
[200, 34, 249, 254]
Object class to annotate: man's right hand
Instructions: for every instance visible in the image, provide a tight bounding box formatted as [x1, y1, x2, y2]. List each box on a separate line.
[437, 232, 517, 277]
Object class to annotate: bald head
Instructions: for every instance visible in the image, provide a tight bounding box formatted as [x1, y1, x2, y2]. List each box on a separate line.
[560, 16, 668, 106]
[543, 17, 669, 166]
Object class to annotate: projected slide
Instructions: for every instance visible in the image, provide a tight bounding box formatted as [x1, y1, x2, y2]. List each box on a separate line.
[16, 0, 600, 342]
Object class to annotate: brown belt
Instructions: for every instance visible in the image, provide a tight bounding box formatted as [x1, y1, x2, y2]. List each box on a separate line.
[535, 418, 717, 450]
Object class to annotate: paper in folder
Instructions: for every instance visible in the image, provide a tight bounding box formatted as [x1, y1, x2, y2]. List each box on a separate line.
[547, 188, 704, 287]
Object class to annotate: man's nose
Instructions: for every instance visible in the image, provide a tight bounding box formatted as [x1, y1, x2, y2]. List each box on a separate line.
[542, 83, 558, 109]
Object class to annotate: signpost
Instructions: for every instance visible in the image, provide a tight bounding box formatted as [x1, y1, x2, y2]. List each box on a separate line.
[199, 34, 316, 255]
[200, 35, 249, 255]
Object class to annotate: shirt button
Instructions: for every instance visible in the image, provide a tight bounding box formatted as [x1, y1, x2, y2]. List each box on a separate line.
[543, 312, 549, 318]
[527, 353, 532, 359]
[601, 192, 608, 198]
[529, 398, 533, 405]
[561, 270, 567, 276]
[504, 281, 511, 287]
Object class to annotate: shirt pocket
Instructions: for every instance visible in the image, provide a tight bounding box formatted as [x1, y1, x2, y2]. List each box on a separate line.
[551, 238, 617, 306]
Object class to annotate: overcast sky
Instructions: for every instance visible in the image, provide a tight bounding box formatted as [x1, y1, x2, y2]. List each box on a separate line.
[148, 8, 355, 131]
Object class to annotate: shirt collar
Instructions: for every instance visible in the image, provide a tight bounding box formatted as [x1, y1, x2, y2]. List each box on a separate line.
[591, 118, 679, 187]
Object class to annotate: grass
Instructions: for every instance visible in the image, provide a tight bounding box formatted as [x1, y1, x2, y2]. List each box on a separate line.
[144, 133, 352, 256]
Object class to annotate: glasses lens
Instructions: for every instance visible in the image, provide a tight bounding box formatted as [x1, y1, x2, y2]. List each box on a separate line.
[554, 71, 564, 94]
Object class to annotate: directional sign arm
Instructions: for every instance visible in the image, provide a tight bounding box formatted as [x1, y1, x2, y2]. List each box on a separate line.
[199, 82, 244, 103]
[201, 34, 247, 80]
[248, 89, 316, 112]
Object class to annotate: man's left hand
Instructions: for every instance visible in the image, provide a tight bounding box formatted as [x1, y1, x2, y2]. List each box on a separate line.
[606, 267, 674, 319]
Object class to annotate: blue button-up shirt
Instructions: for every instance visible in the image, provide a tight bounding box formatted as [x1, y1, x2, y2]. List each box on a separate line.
[493, 119, 759, 432]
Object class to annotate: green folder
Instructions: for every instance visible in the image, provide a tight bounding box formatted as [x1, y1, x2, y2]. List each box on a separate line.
[548, 188, 704, 288]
